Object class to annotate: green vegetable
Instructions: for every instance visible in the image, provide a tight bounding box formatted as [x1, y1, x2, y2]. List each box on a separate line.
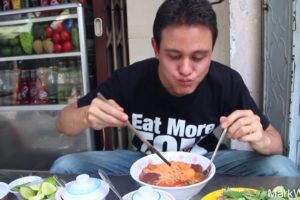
[0, 46, 12, 56]
[12, 46, 23, 56]
[220, 186, 300, 200]
[19, 32, 33, 54]
[71, 27, 79, 50]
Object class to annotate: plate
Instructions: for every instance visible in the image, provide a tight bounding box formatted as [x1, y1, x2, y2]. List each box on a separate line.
[8, 176, 42, 194]
[0, 182, 9, 199]
[55, 187, 63, 200]
[202, 187, 257, 200]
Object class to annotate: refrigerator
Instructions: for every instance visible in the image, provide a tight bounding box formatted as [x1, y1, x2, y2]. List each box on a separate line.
[0, 3, 94, 170]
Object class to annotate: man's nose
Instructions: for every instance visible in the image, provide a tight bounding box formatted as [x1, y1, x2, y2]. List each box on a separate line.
[178, 59, 192, 76]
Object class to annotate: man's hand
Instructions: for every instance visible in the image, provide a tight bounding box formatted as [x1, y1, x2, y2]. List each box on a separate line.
[56, 97, 128, 135]
[86, 97, 128, 130]
[220, 110, 283, 155]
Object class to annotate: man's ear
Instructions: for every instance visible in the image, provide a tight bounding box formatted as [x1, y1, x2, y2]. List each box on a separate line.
[151, 37, 159, 58]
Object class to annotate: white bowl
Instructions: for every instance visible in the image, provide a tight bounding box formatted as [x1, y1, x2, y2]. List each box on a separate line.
[8, 176, 42, 196]
[123, 186, 176, 200]
[0, 182, 9, 199]
[55, 174, 109, 200]
[130, 152, 215, 200]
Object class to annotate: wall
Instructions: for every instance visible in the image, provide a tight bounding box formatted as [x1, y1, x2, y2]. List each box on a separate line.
[126, 0, 262, 105]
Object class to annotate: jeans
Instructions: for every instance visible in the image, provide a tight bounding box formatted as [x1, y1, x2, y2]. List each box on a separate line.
[49, 149, 300, 177]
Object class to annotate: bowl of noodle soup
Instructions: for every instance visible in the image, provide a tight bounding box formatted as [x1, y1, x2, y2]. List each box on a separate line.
[130, 151, 215, 200]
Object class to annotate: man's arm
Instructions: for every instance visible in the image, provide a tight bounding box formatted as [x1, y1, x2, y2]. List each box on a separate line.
[248, 124, 283, 155]
[220, 110, 283, 155]
[56, 104, 90, 135]
[56, 98, 128, 135]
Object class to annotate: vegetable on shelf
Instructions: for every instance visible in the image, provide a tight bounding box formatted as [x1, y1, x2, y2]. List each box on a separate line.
[19, 32, 33, 55]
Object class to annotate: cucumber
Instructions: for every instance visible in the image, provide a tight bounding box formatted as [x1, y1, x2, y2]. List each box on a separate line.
[71, 27, 79, 50]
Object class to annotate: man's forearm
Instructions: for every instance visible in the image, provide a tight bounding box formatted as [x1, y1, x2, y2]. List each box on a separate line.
[56, 105, 90, 135]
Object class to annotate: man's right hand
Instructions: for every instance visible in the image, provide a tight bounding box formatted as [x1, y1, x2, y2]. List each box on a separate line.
[86, 97, 128, 130]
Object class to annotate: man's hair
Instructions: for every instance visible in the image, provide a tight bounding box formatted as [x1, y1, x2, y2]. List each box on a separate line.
[153, 0, 218, 48]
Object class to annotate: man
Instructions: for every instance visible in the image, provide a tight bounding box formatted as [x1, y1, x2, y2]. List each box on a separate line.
[50, 0, 300, 176]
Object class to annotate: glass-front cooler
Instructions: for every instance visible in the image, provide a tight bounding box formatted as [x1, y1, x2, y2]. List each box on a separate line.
[0, 3, 94, 170]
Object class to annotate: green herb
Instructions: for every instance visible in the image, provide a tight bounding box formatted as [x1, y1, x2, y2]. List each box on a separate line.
[221, 186, 300, 200]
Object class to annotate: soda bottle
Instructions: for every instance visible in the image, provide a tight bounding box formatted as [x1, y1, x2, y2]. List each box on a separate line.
[3, 0, 11, 10]
[57, 62, 69, 104]
[17, 70, 30, 105]
[47, 66, 58, 104]
[28, 69, 37, 104]
[36, 67, 49, 104]
[12, 65, 20, 105]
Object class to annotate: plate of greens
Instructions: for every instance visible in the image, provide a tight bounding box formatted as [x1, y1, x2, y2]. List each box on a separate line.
[202, 187, 259, 200]
[202, 186, 300, 200]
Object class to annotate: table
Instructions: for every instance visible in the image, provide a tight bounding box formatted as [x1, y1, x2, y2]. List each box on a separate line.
[1, 169, 299, 200]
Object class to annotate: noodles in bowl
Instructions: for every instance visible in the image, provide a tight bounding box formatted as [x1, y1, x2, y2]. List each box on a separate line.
[130, 152, 215, 200]
[139, 161, 206, 187]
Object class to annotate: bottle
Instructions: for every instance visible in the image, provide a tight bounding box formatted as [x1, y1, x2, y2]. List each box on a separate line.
[28, 69, 37, 104]
[36, 67, 49, 104]
[57, 62, 69, 104]
[29, 0, 39, 7]
[17, 70, 30, 105]
[21, 0, 29, 8]
[3, 0, 11, 10]
[47, 66, 58, 104]
[12, 64, 20, 105]
[68, 60, 81, 102]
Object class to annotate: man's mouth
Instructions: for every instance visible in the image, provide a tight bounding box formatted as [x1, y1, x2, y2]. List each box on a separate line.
[178, 79, 193, 86]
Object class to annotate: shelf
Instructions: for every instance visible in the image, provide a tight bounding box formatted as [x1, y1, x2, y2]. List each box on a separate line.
[0, 104, 66, 111]
[0, 3, 82, 16]
[0, 52, 81, 62]
[0, 14, 78, 26]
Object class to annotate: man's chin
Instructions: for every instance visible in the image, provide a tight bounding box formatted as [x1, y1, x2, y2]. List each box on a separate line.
[173, 88, 196, 97]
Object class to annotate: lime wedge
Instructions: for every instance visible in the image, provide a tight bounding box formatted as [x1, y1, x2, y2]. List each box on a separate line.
[43, 177, 57, 186]
[27, 193, 45, 200]
[47, 192, 56, 200]
[19, 186, 35, 199]
[41, 182, 57, 196]
[29, 183, 41, 191]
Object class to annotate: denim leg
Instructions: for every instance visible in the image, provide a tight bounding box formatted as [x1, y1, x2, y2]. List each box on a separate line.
[204, 150, 300, 177]
[49, 149, 146, 176]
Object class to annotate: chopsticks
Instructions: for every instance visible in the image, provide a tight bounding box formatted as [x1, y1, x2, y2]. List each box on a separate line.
[96, 92, 171, 166]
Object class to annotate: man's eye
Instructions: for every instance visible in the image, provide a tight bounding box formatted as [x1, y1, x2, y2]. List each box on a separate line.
[169, 54, 181, 60]
[191, 56, 205, 62]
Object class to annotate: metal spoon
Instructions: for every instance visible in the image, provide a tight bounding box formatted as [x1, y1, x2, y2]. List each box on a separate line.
[53, 175, 66, 188]
[203, 128, 227, 176]
[98, 169, 124, 200]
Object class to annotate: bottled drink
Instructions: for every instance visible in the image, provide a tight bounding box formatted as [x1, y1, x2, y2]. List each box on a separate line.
[47, 66, 58, 104]
[17, 70, 30, 105]
[29, 0, 39, 7]
[28, 69, 37, 104]
[68, 60, 81, 101]
[3, 0, 11, 10]
[21, 0, 29, 8]
[36, 67, 49, 104]
[57, 62, 69, 104]
[12, 65, 20, 105]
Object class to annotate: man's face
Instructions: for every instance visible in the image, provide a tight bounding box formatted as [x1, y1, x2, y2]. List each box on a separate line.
[152, 25, 213, 97]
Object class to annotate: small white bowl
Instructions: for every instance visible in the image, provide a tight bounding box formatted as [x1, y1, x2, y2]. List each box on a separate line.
[55, 174, 109, 200]
[8, 176, 42, 195]
[130, 152, 216, 200]
[123, 186, 175, 200]
[0, 182, 9, 200]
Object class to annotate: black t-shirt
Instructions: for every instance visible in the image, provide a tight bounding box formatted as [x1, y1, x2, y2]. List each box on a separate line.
[78, 58, 269, 153]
